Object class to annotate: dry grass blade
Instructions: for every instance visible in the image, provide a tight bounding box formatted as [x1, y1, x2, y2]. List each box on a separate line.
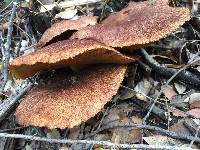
[16, 64, 127, 129]
[10, 39, 134, 79]
[71, 0, 190, 49]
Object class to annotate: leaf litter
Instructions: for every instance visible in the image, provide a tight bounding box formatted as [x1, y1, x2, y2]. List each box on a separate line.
[1, 0, 200, 149]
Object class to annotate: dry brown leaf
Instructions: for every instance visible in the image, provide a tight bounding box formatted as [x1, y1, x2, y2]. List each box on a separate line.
[170, 119, 192, 137]
[102, 103, 133, 126]
[0, 22, 10, 31]
[143, 135, 184, 147]
[174, 82, 186, 94]
[40, 4, 55, 12]
[168, 107, 187, 117]
[134, 78, 152, 101]
[190, 101, 200, 109]
[46, 129, 60, 139]
[187, 108, 200, 118]
[119, 89, 136, 100]
[163, 85, 177, 101]
[170, 94, 189, 109]
[111, 117, 142, 144]
[55, 8, 77, 19]
[68, 126, 80, 140]
[101, 104, 142, 144]
[184, 93, 200, 104]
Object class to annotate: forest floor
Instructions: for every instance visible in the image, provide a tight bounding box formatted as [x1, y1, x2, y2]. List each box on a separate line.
[1, 0, 200, 150]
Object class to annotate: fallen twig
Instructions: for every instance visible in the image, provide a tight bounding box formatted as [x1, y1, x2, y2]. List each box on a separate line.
[85, 123, 200, 144]
[24, 18, 37, 45]
[0, 132, 193, 150]
[36, 0, 53, 17]
[141, 49, 200, 86]
[0, 1, 13, 14]
[141, 49, 200, 124]
[189, 125, 200, 148]
[0, 127, 25, 133]
[0, 2, 17, 94]
[58, 0, 103, 8]
[0, 31, 3, 55]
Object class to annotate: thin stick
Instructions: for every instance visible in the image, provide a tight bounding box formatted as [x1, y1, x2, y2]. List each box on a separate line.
[0, 127, 24, 133]
[85, 123, 200, 143]
[58, 0, 103, 8]
[36, 0, 53, 17]
[189, 125, 200, 148]
[0, 32, 3, 54]
[141, 49, 200, 123]
[120, 85, 159, 102]
[0, 132, 192, 150]
[0, 1, 13, 13]
[13, 23, 32, 40]
[0, 2, 17, 94]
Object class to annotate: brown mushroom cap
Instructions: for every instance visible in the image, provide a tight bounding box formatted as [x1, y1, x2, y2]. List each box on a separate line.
[10, 39, 134, 79]
[37, 16, 97, 48]
[71, 0, 190, 48]
[16, 64, 127, 129]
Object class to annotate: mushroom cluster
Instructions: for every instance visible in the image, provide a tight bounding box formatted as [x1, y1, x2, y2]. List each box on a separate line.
[10, 0, 190, 129]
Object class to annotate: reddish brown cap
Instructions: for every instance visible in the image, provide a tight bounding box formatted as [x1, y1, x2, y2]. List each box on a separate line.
[71, 0, 190, 48]
[16, 64, 127, 129]
[10, 39, 134, 79]
[37, 16, 97, 48]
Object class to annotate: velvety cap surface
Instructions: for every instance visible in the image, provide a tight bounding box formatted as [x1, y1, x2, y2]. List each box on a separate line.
[71, 0, 190, 48]
[37, 16, 97, 47]
[16, 64, 127, 129]
[10, 39, 134, 79]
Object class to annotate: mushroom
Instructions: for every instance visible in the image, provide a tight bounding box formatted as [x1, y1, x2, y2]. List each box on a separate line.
[71, 0, 190, 49]
[10, 39, 134, 79]
[37, 16, 97, 48]
[16, 64, 127, 129]
[11, 0, 190, 129]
